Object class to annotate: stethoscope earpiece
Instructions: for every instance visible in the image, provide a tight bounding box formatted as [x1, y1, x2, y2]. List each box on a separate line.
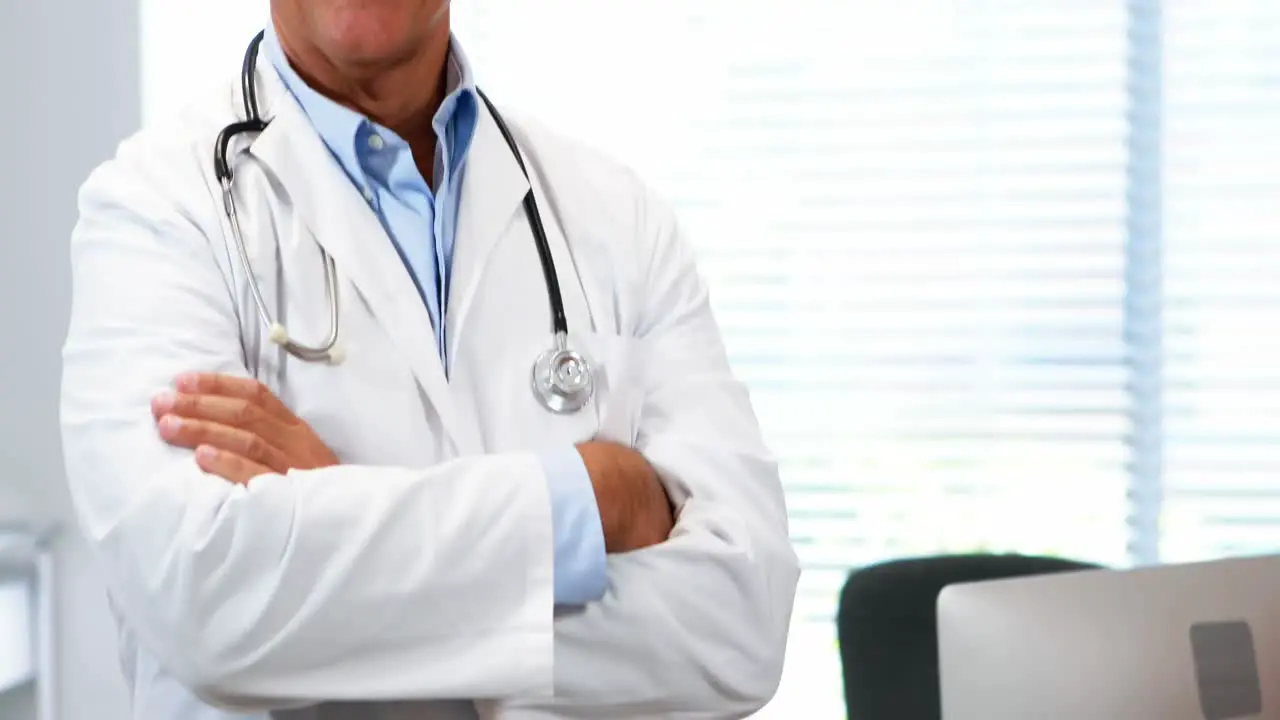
[268, 323, 289, 345]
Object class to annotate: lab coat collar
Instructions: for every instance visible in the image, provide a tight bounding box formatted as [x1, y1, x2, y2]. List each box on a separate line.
[445, 98, 536, 366]
[239, 50, 528, 456]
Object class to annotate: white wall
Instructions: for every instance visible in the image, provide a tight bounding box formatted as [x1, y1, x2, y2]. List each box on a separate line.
[0, 2, 139, 719]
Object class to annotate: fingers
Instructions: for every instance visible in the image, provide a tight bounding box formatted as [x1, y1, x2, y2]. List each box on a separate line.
[151, 391, 280, 436]
[172, 372, 295, 421]
[194, 445, 272, 486]
[157, 415, 291, 474]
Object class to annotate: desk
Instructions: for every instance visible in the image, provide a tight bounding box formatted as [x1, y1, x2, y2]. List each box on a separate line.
[0, 525, 55, 720]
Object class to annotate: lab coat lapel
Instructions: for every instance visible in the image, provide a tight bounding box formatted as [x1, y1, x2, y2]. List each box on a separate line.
[245, 67, 468, 453]
[446, 104, 532, 365]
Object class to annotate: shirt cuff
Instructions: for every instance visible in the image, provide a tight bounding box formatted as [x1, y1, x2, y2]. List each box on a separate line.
[540, 447, 608, 606]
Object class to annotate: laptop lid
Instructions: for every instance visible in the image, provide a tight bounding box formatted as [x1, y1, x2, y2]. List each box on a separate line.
[937, 555, 1280, 719]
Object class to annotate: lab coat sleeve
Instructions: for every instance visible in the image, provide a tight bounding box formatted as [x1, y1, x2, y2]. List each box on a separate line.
[59, 136, 557, 709]
[501, 178, 801, 719]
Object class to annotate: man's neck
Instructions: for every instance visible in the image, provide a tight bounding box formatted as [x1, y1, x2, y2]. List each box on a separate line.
[272, 9, 451, 152]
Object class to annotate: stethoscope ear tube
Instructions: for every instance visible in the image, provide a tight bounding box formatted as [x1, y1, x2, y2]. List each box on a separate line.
[217, 29, 269, 183]
[241, 29, 265, 121]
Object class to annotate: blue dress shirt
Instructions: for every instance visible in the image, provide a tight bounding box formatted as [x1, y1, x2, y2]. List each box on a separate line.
[264, 25, 606, 606]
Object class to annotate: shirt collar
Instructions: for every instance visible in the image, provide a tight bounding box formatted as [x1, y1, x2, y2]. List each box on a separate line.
[263, 21, 478, 186]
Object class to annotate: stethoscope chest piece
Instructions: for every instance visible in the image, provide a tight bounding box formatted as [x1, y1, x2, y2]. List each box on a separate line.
[532, 333, 594, 414]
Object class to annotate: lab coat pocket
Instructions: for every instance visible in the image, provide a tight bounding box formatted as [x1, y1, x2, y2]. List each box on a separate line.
[577, 332, 644, 448]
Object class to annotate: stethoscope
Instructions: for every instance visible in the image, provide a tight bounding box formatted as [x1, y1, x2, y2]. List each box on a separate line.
[213, 31, 594, 414]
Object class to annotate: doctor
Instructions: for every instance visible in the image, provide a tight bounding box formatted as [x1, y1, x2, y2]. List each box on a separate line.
[60, 1, 798, 718]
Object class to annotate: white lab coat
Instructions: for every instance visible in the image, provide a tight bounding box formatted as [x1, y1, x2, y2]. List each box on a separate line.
[60, 51, 799, 720]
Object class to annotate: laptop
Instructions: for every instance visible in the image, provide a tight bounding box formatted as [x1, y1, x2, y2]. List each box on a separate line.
[937, 554, 1280, 720]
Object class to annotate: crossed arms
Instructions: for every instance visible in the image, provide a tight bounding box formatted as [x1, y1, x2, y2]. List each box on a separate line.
[60, 138, 799, 717]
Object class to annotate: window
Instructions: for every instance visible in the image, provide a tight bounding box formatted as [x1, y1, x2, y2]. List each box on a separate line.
[1160, 0, 1280, 563]
[139, 3, 1280, 717]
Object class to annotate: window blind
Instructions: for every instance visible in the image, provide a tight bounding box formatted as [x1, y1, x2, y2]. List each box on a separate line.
[1160, 0, 1280, 563]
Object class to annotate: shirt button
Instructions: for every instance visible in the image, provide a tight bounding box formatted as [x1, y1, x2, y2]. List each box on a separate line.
[367, 134, 385, 151]
[362, 187, 375, 202]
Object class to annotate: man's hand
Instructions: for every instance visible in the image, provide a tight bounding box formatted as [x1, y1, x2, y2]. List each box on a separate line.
[577, 441, 675, 553]
[151, 372, 339, 484]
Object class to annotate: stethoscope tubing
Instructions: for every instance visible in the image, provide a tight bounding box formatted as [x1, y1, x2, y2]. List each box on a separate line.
[214, 30, 591, 412]
[474, 89, 569, 339]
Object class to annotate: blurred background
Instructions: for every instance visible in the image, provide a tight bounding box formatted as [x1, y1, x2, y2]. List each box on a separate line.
[4, 0, 1280, 718]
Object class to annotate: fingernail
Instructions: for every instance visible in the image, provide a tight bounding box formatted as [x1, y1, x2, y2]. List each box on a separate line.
[196, 446, 218, 462]
[159, 415, 182, 433]
[175, 373, 198, 391]
[151, 392, 175, 414]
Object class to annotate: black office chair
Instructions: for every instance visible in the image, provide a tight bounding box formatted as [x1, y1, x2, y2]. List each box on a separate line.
[836, 553, 1101, 720]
